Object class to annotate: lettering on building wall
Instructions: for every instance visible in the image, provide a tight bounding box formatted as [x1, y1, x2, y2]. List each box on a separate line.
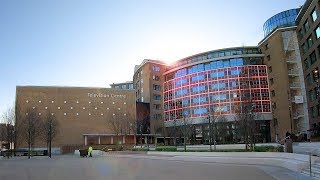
[87, 93, 126, 98]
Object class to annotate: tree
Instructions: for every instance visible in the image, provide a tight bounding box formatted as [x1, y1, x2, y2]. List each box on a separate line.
[19, 108, 42, 158]
[41, 111, 59, 158]
[2, 106, 15, 156]
[208, 104, 220, 151]
[234, 96, 258, 151]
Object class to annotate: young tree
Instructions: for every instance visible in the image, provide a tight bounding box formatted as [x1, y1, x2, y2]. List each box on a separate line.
[42, 111, 59, 158]
[19, 108, 42, 158]
[2, 106, 15, 156]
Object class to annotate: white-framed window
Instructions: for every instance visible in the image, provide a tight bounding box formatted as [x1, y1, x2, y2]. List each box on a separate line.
[64, 101, 67, 104]
[76, 101, 79, 104]
[89, 113, 91, 116]
[26, 113, 28, 115]
[38, 100, 41, 103]
[124, 102, 126, 104]
[58, 107, 61, 109]
[51, 113, 54, 115]
[107, 107, 109, 110]
[45, 107, 48, 109]
[26, 100, 29, 103]
[95, 107, 98, 110]
[101, 101, 104, 104]
[141, 97, 144, 102]
[101, 113, 103, 116]
[112, 102, 115, 104]
[118, 108, 121, 110]
[83, 107, 86, 110]
[51, 101, 54, 103]
[70, 107, 73, 109]
[32, 107, 35, 109]
[141, 88, 144, 93]
[76, 113, 79, 116]
[64, 113, 67, 116]
[89, 101, 91, 104]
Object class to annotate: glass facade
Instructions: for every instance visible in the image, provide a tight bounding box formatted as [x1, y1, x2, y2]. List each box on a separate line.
[164, 48, 271, 123]
[263, 9, 299, 37]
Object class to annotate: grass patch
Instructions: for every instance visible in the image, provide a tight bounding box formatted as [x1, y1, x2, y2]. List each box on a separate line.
[155, 147, 177, 151]
[131, 148, 149, 151]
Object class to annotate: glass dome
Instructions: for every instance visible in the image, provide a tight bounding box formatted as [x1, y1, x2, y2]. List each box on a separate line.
[263, 9, 300, 37]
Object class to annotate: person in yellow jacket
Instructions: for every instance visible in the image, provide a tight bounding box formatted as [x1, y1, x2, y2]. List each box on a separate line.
[88, 146, 93, 157]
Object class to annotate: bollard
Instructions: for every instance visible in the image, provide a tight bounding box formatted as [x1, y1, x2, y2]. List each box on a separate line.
[309, 151, 312, 177]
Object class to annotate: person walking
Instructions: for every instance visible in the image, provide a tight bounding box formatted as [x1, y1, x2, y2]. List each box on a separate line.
[88, 146, 93, 157]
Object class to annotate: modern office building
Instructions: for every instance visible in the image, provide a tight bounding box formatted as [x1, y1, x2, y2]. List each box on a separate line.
[258, 9, 310, 141]
[296, 0, 320, 133]
[15, 86, 136, 151]
[133, 59, 167, 134]
[163, 47, 272, 143]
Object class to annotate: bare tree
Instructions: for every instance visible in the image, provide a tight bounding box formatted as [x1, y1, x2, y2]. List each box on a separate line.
[234, 96, 258, 151]
[2, 106, 15, 156]
[41, 111, 59, 158]
[19, 108, 42, 158]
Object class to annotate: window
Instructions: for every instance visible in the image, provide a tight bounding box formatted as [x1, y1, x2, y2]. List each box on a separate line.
[268, 66, 272, 73]
[309, 89, 315, 101]
[64, 101, 67, 104]
[304, 20, 310, 33]
[153, 104, 161, 110]
[121, 85, 126, 89]
[302, 43, 307, 54]
[304, 59, 310, 69]
[152, 66, 160, 71]
[154, 114, 162, 120]
[270, 78, 274, 85]
[128, 84, 134, 89]
[266, 55, 270, 61]
[141, 88, 143, 93]
[38, 100, 41, 103]
[271, 90, 275, 97]
[265, 43, 269, 50]
[114, 85, 119, 89]
[153, 84, 161, 91]
[153, 94, 161, 100]
[153, 75, 160, 81]
[306, 74, 312, 85]
[315, 26, 320, 39]
[307, 36, 313, 49]
[310, 51, 317, 65]
[311, 9, 318, 22]
[312, 106, 317, 118]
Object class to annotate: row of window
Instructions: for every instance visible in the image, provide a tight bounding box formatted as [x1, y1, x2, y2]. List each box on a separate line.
[171, 58, 244, 79]
[27, 106, 125, 111]
[26, 112, 128, 116]
[169, 48, 260, 70]
[169, 81, 268, 96]
[114, 84, 134, 90]
[165, 103, 271, 119]
[25, 100, 126, 105]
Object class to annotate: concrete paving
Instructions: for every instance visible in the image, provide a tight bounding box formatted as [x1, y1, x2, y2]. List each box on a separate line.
[0, 154, 316, 180]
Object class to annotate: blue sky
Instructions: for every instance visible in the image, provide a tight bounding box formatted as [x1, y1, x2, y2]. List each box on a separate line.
[0, 0, 305, 119]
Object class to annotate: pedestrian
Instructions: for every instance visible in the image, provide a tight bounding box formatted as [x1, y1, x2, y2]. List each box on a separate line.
[88, 146, 93, 157]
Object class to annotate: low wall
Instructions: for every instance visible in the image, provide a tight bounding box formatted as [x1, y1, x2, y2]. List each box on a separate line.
[147, 151, 319, 172]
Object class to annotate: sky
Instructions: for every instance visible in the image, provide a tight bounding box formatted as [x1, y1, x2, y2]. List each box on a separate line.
[0, 0, 305, 120]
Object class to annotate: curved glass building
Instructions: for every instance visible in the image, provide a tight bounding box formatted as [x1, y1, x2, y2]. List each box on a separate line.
[263, 9, 299, 37]
[163, 47, 272, 142]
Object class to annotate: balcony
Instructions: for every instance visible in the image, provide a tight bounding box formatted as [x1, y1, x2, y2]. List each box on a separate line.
[289, 82, 302, 89]
[288, 69, 300, 76]
[286, 57, 299, 64]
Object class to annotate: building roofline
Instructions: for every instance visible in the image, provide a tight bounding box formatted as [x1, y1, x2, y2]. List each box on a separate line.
[133, 59, 167, 75]
[109, 81, 133, 87]
[16, 85, 134, 91]
[257, 26, 297, 46]
[296, 0, 312, 23]
[171, 46, 258, 65]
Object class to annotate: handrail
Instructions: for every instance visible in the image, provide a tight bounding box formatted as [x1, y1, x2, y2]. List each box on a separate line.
[277, 135, 291, 144]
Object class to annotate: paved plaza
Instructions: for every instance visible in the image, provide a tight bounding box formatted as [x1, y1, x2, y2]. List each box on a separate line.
[0, 153, 315, 180]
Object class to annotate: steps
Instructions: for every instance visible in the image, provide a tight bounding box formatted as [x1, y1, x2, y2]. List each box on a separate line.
[301, 160, 320, 178]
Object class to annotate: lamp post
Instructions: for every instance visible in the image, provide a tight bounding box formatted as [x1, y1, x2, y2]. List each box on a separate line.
[208, 115, 212, 151]
[140, 124, 143, 148]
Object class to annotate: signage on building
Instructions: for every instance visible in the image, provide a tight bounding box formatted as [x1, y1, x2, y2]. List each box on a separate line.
[87, 93, 126, 98]
[294, 96, 303, 104]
